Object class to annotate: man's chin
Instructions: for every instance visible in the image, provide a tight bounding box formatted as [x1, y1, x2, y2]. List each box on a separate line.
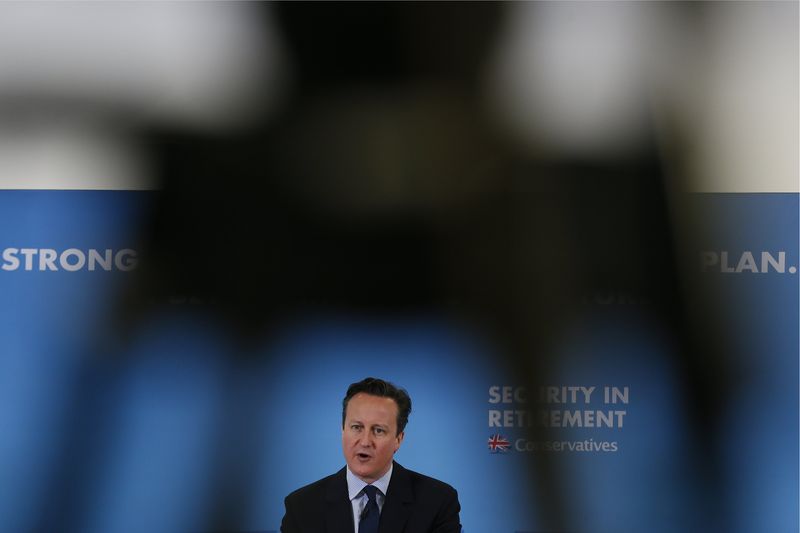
[350, 465, 375, 479]
[349, 461, 392, 483]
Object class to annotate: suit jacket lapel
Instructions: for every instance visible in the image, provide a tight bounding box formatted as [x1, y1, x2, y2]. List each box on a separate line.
[379, 462, 413, 533]
[325, 467, 355, 533]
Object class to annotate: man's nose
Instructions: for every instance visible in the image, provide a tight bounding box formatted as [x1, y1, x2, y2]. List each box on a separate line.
[359, 433, 375, 447]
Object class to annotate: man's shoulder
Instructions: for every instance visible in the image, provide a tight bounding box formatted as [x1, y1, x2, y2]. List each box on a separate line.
[395, 463, 458, 497]
[392, 463, 461, 527]
[285, 468, 345, 504]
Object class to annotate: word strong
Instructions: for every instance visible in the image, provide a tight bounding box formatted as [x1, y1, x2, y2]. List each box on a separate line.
[2, 248, 138, 272]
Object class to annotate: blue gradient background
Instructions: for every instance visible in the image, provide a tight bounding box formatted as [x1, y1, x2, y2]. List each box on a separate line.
[0, 191, 796, 533]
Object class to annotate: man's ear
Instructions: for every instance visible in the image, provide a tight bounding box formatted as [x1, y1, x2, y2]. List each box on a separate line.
[394, 431, 404, 452]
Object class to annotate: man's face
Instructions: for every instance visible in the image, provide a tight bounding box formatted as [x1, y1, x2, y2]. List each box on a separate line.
[342, 392, 404, 483]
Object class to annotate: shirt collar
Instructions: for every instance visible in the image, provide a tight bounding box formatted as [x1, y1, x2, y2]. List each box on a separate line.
[346, 463, 393, 500]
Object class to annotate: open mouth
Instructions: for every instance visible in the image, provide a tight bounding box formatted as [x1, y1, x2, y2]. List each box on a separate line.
[356, 452, 372, 460]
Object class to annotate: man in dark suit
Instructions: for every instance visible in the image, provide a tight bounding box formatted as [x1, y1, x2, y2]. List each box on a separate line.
[281, 377, 461, 533]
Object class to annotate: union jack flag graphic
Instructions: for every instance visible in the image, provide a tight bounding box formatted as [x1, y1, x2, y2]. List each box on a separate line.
[487, 434, 510, 453]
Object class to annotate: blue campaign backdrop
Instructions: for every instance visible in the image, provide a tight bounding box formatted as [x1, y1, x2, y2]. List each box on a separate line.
[0, 190, 796, 533]
[691, 193, 799, 533]
[0, 190, 150, 532]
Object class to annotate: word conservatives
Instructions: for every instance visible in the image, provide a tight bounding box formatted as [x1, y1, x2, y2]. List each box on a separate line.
[2, 248, 138, 272]
[516, 438, 618, 453]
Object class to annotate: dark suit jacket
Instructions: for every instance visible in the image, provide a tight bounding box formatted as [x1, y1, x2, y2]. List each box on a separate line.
[280, 461, 461, 533]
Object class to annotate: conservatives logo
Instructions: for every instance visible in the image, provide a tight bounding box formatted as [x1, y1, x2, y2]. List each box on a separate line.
[488, 434, 511, 453]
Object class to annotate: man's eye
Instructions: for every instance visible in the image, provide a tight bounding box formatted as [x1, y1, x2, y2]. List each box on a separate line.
[351, 425, 361, 430]
[374, 428, 385, 435]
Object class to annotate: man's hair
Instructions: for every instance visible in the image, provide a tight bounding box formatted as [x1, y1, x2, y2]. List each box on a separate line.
[342, 377, 412, 435]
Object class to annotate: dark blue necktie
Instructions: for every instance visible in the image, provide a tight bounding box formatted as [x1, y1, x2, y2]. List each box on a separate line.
[359, 485, 380, 533]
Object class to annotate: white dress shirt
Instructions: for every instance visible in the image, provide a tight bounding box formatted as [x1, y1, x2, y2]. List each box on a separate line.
[346, 464, 393, 533]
